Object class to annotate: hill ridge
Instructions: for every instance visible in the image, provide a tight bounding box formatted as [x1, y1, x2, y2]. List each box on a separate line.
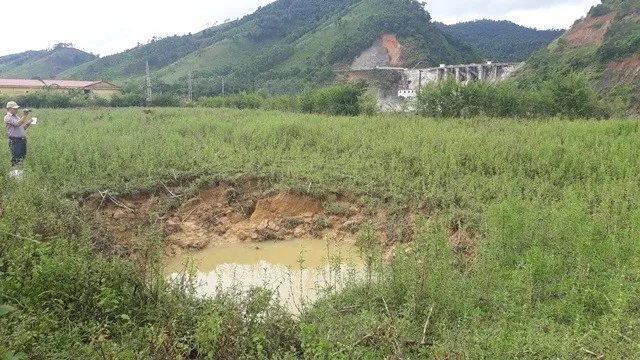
[0, 46, 96, 79]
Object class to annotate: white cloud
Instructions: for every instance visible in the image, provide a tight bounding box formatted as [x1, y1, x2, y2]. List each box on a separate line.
[433, 0, 601, 29]
[2, 0, 600, 57]
[427, 0, 600, 17]
[3, 0, 273, 56]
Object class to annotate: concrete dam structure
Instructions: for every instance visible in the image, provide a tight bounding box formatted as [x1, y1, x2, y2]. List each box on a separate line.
[335, 61, 525, 112]
[400, 62, 525, 91]
[336, 61, 525, 99]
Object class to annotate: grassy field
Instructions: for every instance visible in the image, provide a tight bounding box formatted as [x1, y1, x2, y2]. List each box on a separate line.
[2, 108, 640, 358]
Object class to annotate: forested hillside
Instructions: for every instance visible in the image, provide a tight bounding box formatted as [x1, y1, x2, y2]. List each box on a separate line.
[0, 44, 96, 79]
[58, 0, 476, 96]
[438, 20, 564, 62]
[517, 0, 640, 112]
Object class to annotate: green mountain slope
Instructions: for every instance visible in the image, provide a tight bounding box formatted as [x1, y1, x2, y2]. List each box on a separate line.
[0, 45, 96, 79]
[517, 0, 640, 112]
[273, 0, 476, 70]
[59, 0, 363, 82]
[59, 0, 477, 96]
[438, 20, 564, 62]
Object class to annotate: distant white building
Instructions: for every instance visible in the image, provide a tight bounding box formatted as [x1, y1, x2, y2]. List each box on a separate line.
[398, 89, 417, 98]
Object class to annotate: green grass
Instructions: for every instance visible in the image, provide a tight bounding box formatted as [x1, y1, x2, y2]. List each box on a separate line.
[156, 38, 263, 83]
[2, 108, 640, 358]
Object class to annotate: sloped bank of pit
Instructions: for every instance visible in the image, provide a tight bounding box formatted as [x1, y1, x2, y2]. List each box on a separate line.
[83, 180, 367, 258]
[83, 179, 480, 262]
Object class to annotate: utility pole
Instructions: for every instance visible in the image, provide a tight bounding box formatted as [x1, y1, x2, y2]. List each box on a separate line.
[222, 78, 225, 95]
[145, 60, 152, 106]
[417, 69, 423, 115]
[188, 71, 193, 102]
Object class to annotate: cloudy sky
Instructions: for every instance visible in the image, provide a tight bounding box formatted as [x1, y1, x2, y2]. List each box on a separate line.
[3, 0, 600, 57]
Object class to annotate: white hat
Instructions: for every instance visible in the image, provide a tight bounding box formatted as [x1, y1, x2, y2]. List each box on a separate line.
[6, 101, 20, 109]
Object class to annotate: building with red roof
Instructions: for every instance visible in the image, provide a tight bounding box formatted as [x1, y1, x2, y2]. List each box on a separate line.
[0, 78, 122, 97]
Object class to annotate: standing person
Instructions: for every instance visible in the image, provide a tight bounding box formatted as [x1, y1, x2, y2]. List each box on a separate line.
[4, 101, 32, 167]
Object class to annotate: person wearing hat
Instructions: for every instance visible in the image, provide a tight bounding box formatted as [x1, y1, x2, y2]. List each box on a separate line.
[4, 101, 33, 167]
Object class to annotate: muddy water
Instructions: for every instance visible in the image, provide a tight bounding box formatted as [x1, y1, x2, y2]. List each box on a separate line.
[167, 239, 363, 313]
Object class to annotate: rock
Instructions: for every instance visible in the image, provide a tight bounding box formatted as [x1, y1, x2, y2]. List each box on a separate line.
[293, 227, 306, 238]
[112, 210, 128, 220]
[340, 220, 361, 233]
[214, 226, 228, 236]
[257, 220, 270, 230]
[166, 244, 182, 257]
[237, 231, 249, 241]
[165, 219, 182, 235]
[251, 233, 259, 240]
[267, 221, 280, 232]
[186, 237, 209, 250]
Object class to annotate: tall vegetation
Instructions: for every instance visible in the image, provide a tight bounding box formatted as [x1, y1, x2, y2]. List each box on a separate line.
[200, 83, 377, 116]
[417, 76, 612, 119]
[2, 109, 640, 357]
[516, 0, 640, 113]
[0, 83, 377, 116]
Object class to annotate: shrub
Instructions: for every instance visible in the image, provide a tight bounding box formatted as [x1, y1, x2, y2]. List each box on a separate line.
[151, 94, 180, 107]
[263, 95, 300, 112]
[588, 4, 612, 18]
[199, 93, 264, 110]
[14, 92, 73, 108]
[544, 72, 601, 119]
[300, 83, 367, 116]
[87, 96, 110, 107]
[417, 75, 607, 119]
[358, 92, 379, 116]
[109, 93, 146, 107]
[198, 83, 377, 116]
[1, 92, 136, 109]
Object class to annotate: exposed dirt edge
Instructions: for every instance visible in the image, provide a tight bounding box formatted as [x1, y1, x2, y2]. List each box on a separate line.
[565, 12, 616, 47]
[84, 180, 365, 258]
[84, 179, 479, 262]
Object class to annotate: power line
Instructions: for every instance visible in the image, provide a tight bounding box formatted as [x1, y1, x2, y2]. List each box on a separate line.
[146, 60, 152, 106]
[188, 71, 193, 102]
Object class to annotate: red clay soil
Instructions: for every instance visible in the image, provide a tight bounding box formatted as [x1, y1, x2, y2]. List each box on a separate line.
[85, 182, 365, 258]
[566, 12, 617, 47]
[603, 54, 640, 85]
[382, 34, 404, 67]
[603, 54, 640, 112]
[84, 181, 480, 262]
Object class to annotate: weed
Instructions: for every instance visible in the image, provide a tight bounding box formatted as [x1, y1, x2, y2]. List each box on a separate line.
[2, 108, 640, 357]
[324, 202, 356, 217]
[283, 217, 303, 230]
[312, 215, 331, 231]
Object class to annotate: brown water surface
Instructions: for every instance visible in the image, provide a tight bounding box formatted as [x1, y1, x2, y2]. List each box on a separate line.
[167, 239, 363, 312]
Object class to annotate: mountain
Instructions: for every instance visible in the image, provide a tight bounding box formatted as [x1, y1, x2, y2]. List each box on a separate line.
[57, 0, 478, 96]
[517, 0, 640, 112]
[438, 20, 564, 63]
[0, 45, 96, 79]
